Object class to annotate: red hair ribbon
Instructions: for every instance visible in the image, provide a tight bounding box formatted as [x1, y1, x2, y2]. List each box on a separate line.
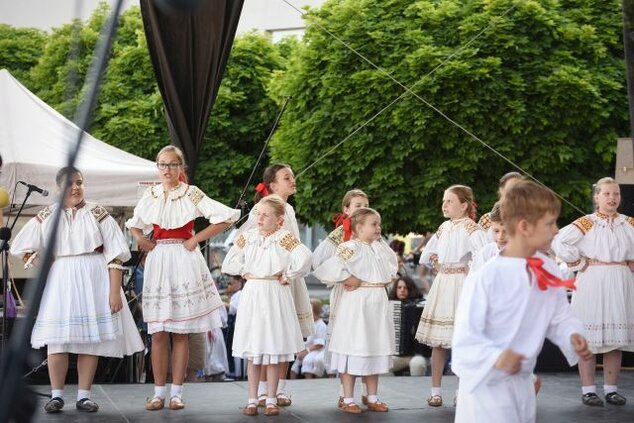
[526, 257, 576, 291]
[332, 213, 352, 241]
[178, 173, 188, 183]
[255, 182, 269, 196]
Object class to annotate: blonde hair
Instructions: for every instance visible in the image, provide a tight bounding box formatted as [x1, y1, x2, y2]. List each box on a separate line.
[156, 145, 188, 183]
[446, 184, 477, 221]
[350, 207, 380, 234]
[593, 177, 618, 196]
[501, 181, 560, 236]
[310, 298, 323, 317]
[341, 189, 369, 211]
[258, 194, 286, 217]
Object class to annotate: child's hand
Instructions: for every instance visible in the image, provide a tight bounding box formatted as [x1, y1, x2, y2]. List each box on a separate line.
[495, 348, 525, 374]
[627, 260, 634, 272]
[278, 274, 289, 285]
[571, 333, 592, 361]
[343, 276, 362, 291]
[109, 291, 123, 314]
[183, 237, 199, 251]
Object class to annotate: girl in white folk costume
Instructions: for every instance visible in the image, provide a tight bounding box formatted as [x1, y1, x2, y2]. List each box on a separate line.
[222, 194, 312, 417]
[477, 171, 523, 233]
[10, 167, 143, 414]
[313, 208, 398, 414]
[126, 146, 239, 411]
[551, 177, 634, 407]
[237, 163, 313, 406]
[415, 184, 488, 406]
[312, 189, 370, 405]
[453, 181, 591, 423]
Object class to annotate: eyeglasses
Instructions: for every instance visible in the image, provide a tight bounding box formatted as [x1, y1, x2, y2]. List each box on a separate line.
[156, 162, 181, 170]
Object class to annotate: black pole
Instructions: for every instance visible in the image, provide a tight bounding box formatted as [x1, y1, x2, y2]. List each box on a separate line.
[0, 1, 124, 421]
[622, 0, 634, 139]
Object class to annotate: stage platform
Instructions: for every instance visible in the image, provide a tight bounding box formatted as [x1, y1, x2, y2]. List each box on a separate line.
[29, 371, 634, 423]
[29, 372, 633, 422]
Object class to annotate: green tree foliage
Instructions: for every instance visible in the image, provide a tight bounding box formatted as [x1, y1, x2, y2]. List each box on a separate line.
[270, 0, 628, 232]
[14, 4, 285, 207]
[0, 24, 47, 87]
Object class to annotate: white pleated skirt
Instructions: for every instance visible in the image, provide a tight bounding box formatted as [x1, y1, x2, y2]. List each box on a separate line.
[142, 241, 223, 334]
[328, 286, 394, 375]
[415, 271, 466, 348]
[232, 278, 305, 365]
[571, 265, 634, 353]
[33, 254, 143, 358]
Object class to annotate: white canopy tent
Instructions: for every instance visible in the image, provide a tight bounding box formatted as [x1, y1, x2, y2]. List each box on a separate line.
[0, 69, 158, 209]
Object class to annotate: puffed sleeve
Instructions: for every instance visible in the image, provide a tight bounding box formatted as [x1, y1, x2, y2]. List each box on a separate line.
[190, 186, 240, 225]
[312, 243, 356, 285]
[419, 227, 440, 265]
[221, 233, 247, 276]
[551, 221, 586, 272]
[125, 187, 153, 233]
[278, 232, 312, 280]
[101, 215, 132, 264]
[377, 238, 399, 277]
[312, 237, 338, 270]
[9, 217, 43, 257]
[469, 226, 489, 255]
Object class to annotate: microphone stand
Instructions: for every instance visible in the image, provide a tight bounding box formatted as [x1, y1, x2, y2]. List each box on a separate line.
[0, 186, 36, 360]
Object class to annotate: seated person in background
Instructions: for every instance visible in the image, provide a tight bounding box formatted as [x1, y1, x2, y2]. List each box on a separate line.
[290, 299, 328, 379]
[388, 276, 426, 376]
[222, 275, 244, 379]
[388, 275, 423, 303]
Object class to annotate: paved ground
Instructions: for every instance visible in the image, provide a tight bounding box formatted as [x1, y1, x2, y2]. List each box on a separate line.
[26, 371, 634, 422]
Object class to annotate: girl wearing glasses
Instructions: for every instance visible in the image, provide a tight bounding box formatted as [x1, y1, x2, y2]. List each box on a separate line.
[127, 146, 240, 411]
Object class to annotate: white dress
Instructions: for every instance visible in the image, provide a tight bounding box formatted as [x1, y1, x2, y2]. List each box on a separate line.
[453, 254, 584, 423]
[313, 239, 398, 375]
[222, 228, 311, 364]
[238, 202, 314, 336]
[415, 218, 488, 347]
[126, 183, 240, 334]
[10, 203, 143, 357]
[551, 212, 634, 353]
[312, 225, 346, 338]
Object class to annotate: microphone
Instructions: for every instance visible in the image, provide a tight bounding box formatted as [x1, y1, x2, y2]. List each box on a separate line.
[18, 181, 49, 197]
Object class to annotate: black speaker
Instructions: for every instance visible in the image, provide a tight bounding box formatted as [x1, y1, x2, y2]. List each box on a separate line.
[619, 184, 634, 216]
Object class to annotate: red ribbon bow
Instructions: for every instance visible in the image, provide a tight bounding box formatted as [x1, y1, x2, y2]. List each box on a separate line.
[255, 182, 269, 197]
[332, 213, 352, 241]
[526, 257, 576, 291]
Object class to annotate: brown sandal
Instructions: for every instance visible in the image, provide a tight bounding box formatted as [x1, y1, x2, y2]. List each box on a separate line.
[145, 396, 165, 411]
[367, 401, 389, 412]
[340, 402, 362, 414]
[264, 404, 280, 416]
[428, 395, 443, 407]
[241, 403, 258, 416]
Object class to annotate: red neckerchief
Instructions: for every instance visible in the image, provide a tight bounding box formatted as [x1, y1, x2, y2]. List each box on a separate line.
[332, 213, 352, 241]
[526, 257, 576, 291]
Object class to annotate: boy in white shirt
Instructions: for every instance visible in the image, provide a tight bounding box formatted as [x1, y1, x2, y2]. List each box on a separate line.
[452, 181, 592, 422]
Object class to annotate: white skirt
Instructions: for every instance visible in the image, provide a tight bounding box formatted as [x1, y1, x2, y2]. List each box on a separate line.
[232, 278, 305, 365]
[33, 254, 143, 358]
[330, 353, 393, 376]
[142, 241, 223, 334]
[329, 286, 394, 357]
[415, 271, 466, 348]
[571, 265, 634, 353]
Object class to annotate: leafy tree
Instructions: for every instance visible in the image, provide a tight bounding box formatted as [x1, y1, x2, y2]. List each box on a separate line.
[270, 0, 628, 232]
[0, 24, 47, 87]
